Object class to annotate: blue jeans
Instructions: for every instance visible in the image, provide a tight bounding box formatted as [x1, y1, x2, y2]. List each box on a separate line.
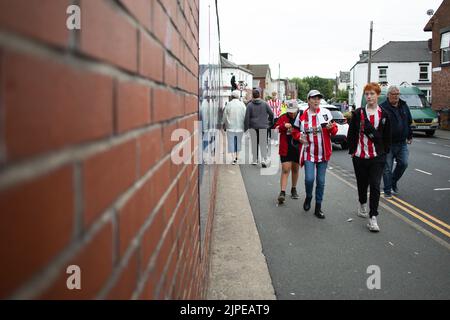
[304, 161, 328, 204]
[383, 143, 409, 193]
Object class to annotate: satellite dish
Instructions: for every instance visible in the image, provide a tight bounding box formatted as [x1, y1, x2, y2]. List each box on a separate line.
[427, 9, 434, 16]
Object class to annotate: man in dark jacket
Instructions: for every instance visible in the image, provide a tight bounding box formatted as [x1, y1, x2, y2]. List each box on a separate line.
[380, 85, 413, 198]
[245, 88, 274, 167]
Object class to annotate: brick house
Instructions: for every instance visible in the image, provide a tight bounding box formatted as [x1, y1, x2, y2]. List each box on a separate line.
[240, 64, 273, 99]
[0, 0, 219, 300]
[424, 0, 450, 112]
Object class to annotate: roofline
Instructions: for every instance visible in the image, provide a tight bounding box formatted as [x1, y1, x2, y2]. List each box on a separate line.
[222, 65, 254, 74]
[350, 40, 431, 69]
[424, 1, 446, 32]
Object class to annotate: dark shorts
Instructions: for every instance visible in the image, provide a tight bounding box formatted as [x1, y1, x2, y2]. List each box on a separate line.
[280, 151, 300, 164]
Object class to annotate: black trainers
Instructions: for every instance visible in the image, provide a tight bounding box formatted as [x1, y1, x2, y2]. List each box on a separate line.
[291, 188, 299, 199]
[303, 196, 312, 211]
[314, 203, 325, 219]
[278, 191, 286, 205]
[392, 184, 399, 195]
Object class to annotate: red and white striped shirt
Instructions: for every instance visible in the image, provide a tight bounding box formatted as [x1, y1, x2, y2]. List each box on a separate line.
[302, 110, 326, 163]
[354, 106, 382, 159]
[268, 99, 281, 118]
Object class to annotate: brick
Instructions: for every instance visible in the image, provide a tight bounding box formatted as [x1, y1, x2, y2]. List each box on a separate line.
[141, 207, 165, 268]
[153, 88, 182, 122]
[153, 1, 169, 45]
[185, 95, 198, 115]
[107, 250, 139, 300]
[0, 0, 70, 47]
[149, 159, 171, 210]
[163, 249, 177, 298]
[138, 270, 158, 300]
[139, 32, 164, 82]
[2, 51, 113, 161]
[163, 186, 178, 224]
[164, 54, 177, 87]
[154, 226, 175, 278]
[40, 222, 113, 300]
[0, 166, 74, 298]
[116, 81, 151, 133]
[162, 121, 179, 155]
[83, 140, 137, 227]
[80, 0, 138, 72]
[168, 25, 180, 59]
[138, 127, 163, 176]
[118, 178, 153, 256]
[119, 0, 152, 31]
[160, 0, 177, 22]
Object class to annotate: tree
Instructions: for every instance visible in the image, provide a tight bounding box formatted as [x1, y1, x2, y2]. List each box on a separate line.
[292, 76, 335, 101]
[291, 77, 310, 101]
[336, 89, 349, 102]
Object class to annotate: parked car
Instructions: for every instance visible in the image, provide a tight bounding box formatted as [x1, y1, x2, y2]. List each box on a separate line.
[324, 105, 349, 149]
[361, 85, 438, 136]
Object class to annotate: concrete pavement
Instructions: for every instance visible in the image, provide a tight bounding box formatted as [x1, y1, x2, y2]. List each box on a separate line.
[436, 129, 450, 140]
[207, 164, 276, 300]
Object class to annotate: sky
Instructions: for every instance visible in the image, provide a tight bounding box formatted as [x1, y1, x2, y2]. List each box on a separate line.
[217, 0, 443, 79]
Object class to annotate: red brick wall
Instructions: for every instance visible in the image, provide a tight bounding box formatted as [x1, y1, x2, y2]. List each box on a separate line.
[0, 0, 211, 300]
[428, 0, 450, 111]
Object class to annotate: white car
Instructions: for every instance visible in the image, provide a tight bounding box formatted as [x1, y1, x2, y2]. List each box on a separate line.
[324, 105, 349, 149]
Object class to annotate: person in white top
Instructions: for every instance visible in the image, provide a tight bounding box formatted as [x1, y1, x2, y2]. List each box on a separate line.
[223, 90, 247, 165]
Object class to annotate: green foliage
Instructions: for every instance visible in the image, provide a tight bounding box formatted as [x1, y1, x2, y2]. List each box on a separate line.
[336, 89, 349, 102]
[291, 76, 335, 101]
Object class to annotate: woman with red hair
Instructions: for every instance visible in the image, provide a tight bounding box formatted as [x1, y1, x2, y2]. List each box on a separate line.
[347, 83, 392, 232]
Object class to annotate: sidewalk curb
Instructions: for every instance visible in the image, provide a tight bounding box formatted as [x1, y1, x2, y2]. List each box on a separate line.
[435, 129, 450, 140]
[207, 165, 276, 300]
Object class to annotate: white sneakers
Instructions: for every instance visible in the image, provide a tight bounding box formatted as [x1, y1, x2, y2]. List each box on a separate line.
[367, 216, 380, 233]
[358, 203, 380, 232]
[261, 158, 271, 168]
[357, 203, 369, 218]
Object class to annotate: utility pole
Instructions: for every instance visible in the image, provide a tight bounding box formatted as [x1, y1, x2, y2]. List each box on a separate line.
[278, 63, 281, 99]
[368, 21, 373, 83]
[335, 73, 339, 101]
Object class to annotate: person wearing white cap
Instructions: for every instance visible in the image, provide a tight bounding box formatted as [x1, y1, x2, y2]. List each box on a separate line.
[293, 90, 338, 219]
[274, 100, 306, 204]
[223, 90, 247, 165]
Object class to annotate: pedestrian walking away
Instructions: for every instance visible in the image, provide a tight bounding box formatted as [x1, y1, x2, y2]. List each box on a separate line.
[245, 88, 274, 168]
[381, 85, 413, 199]
[268, 91, 282, 146]
[223, 90, 247, 165]
[347, 82, 392, 232]
[274, 100, 304, 204]
[292, 90, 338, 219]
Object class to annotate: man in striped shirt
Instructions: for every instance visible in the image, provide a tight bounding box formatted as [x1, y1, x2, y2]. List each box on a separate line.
[268, 91, 282, 118]
[347, 83, 392, 232]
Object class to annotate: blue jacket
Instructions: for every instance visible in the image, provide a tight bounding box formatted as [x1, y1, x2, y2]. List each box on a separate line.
[380, 99, 412, 143]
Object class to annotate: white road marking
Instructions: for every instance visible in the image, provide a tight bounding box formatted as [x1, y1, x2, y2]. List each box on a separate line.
[432, 153, 450, 159]
[428, 142, 437, 145]
[434, 188, 450, 191]
[415, 169, 433, 176]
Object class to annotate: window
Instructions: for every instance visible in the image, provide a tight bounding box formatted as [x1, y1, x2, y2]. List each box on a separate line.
[421, 90, 431, 102]
[441, 31, 450, 65]
[378, 67, 387, 83]
[419, 64, 429, 81]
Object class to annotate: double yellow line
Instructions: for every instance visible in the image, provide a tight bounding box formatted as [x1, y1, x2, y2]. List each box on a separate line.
[385, 196, 450, 238]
